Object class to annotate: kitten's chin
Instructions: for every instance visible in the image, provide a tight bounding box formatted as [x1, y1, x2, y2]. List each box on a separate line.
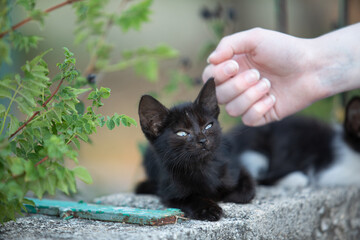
[196, 148, 213, 159]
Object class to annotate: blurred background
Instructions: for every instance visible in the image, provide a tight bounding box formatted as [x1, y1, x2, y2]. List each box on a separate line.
[3, 0, 360, 200]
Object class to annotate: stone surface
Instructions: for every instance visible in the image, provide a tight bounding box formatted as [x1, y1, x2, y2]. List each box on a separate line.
[1, 186, 360, 240]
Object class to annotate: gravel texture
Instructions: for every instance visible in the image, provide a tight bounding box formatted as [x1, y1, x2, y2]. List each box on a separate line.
[1, 186, 360, 240]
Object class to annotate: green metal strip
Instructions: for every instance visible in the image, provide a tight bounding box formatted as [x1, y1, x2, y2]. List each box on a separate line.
[24, 198, 185, 226]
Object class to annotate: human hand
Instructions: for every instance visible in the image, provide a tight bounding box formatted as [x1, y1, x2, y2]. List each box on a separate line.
[203, 28, 325, 126]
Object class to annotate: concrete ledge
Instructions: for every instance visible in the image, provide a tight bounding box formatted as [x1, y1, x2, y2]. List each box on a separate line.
[1, 186, 360, 239]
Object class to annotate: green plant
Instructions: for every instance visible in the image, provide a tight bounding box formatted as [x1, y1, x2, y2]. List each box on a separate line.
[0, 0, 177, 223]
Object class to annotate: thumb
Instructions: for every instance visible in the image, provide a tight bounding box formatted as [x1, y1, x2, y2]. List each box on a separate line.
[207, 28, 261, 65]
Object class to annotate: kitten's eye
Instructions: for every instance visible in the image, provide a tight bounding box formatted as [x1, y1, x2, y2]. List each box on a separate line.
[176, 131, 188, 137]
[204, 123, 213, 130]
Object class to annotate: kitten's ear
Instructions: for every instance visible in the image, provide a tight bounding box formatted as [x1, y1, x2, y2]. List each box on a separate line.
[139, 95, 169, 141]
[345, 96, 360, 138]
[195, 77, 220, 118]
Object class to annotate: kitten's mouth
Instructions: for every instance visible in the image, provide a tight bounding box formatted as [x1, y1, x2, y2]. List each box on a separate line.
[200, 147, 212, 156]
[201, 147, 209, 151]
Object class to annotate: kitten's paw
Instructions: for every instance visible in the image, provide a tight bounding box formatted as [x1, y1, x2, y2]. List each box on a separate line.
[192, 204, 223, 221]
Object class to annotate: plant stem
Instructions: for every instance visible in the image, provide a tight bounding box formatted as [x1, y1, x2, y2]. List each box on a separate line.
[66, 134, 75, 145]
[0, 0, 83, 39]
[9, 78, 65, 140]
[35, 156, 48, 167]
[0, 84, 22, 136]
[30, 106, 54, 123]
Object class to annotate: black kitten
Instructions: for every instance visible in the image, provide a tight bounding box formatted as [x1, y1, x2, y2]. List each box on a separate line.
[228, 97, 360, 187]
[136, 78, 255, 221]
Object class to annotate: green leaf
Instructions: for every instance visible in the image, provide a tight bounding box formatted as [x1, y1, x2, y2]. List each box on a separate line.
[15, 96, 34, 116]
[29, 180, 45, 198]
[8, 157, 25, 176]
[23, 198, 35, 207]
[24, 160, 38, 182]
[62, 169, 77, 193]
[154, 44, 179, 58]
[134, 58, 158, 82]
[5, 180, 25, 199]
[45, 135, 68, 160]
[64, 100, 78, 113]
[72, 166, 93, 184]
[27, 48, 52, 70]
[72, 137, 81, 149]
[63, 47, 74, 58]
[116, 0, 152, 32]
[76, 132, 88, 142]
[87, 90, 98, 100]
[56, 179, 69, 195]
[84, 122, 91, 133]
[0, 87, 12, 99]
[120, 115, 137, 127]
[0, 104, 6, 117]
[99, 87, 111, 99]
[44, 174, 57, 195]
[10, 32, 43, 52]
[17, 0, 36, 10]
[75, 101, 85, 115]
[98, 116, 106, 127]
[106, 118, 115, 130]
[8, 114, 20, 136]
[37, 165, 47, 178]
[0, 40, 11, 65]
[113, 114, 121, 126]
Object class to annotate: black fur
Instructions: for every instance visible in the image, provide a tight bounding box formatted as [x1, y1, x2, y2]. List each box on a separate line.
[227, 116, 336, 185]
[344, 97, 360, 152]
[227, 97, 360, 186]
[136, 78, 255, 221]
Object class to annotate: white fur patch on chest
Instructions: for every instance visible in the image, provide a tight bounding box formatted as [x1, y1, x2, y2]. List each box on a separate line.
[317, 134, 360, 186]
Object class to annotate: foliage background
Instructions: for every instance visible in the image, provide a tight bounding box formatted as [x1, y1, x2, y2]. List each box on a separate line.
[2, 0, 360, 202]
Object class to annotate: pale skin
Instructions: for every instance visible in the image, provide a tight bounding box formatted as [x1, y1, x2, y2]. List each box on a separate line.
[203, 23, 360, 126]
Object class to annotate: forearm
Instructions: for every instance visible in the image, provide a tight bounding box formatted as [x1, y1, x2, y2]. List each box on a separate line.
[311, 23, 360, 98]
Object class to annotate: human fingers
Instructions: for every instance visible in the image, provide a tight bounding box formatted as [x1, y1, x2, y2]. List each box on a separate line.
[202, 60, 239, 84]
[216, 69, 260, 104]
[207, 28, 262, 65]
[224, 78, 272, 116]
[241, 94, 277, 126]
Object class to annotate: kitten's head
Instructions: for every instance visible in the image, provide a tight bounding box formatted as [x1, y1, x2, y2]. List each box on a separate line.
[344, 96, 360, 152]
[138, 78, 221, 160]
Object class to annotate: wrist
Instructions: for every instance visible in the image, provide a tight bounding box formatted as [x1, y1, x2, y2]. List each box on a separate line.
[310, 24, 360, 99]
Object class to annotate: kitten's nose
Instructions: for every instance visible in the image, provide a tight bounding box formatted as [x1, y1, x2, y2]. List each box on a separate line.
[198, 138, 207, 145]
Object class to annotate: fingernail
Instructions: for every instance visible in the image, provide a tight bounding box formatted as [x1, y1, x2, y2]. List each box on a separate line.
[264, 94, 276, 106]
[256, 78, 271, 91]
[224, 60, 239, 76]
[245, 69, 260, 84]
[207, 51, 216, 63]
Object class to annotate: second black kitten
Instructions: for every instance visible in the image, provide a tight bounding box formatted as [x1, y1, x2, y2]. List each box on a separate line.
[136, 78, 255, 221]
[228, 97, 360, 187]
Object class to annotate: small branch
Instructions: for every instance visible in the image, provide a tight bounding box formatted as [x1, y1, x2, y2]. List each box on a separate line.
[35, 156, 48, 167]
[0, 0, 83, 39]
[9, 77, 65, 140]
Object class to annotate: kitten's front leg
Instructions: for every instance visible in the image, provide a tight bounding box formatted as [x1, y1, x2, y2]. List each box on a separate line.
[166, 196, 223, 221]
[223, 167, 256, 204]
